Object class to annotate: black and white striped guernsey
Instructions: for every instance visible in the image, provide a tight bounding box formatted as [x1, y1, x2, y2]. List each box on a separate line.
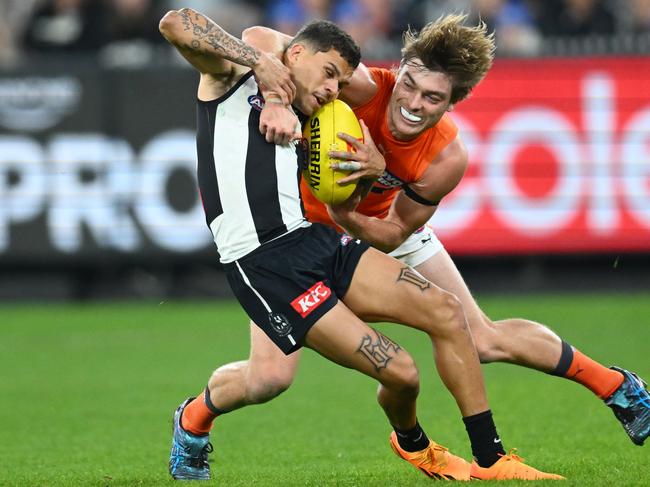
[196, 71, 310, 263]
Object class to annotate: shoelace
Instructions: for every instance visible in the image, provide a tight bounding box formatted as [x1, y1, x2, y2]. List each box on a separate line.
[420, 444, 452, 480]
[424, 442, 450, 462]
[627, 373, 650, 406]
[186, 441, 213, 456]
[497, 448, 524, 463]
[422, 442, 450, 470]
[430, 443, 449, 454]
[184, 442, 213, 468]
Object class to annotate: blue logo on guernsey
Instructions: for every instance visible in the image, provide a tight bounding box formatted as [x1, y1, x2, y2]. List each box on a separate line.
[340, 234, 353, 246]
[376, 170, 405, 188]
[340, 234, 360, 246]
[372, 170, 406, 194]
[248, 95, 264, 111]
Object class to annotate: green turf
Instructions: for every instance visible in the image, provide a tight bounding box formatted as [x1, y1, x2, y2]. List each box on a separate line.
[1, 293, 649, 486]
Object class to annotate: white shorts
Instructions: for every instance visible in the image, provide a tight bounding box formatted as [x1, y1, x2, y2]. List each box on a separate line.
[388, 224, 444, 267]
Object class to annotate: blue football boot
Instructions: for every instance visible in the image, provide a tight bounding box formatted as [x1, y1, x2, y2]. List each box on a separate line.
[605, 367, 650, 446]
[169, 398, 213, 480]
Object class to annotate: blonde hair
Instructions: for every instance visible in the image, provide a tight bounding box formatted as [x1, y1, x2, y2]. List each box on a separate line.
[401, 14, 495, 105]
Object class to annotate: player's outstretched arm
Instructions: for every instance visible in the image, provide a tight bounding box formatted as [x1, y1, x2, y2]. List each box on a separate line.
[159, 9, 293, 101]
[159, 8, 259, 75]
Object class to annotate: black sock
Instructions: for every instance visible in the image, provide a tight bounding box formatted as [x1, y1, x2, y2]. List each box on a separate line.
[463, 410, 505, 468]
[393, 420, 430, 452]
[549, 340, 574, 376]
[203, 386, 227, 415]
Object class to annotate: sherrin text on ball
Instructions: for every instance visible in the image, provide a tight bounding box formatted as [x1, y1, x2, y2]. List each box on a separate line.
[303, 99, 363, 205]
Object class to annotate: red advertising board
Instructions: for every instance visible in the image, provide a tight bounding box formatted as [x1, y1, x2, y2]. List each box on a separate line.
[415, 57, 650, 254]
[0, 59, 648, 263]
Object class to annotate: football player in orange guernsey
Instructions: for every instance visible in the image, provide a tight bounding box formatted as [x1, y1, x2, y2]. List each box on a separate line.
[242, 13, 650, 453]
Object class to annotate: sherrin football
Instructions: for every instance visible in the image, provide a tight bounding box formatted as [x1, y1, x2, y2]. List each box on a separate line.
[302, 99, 363, 205]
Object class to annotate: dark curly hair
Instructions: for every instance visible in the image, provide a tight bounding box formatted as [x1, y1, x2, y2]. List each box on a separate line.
[290, 20, 361, 70]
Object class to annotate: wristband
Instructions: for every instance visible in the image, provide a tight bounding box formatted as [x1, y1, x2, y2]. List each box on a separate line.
[264, 94, 284, 105]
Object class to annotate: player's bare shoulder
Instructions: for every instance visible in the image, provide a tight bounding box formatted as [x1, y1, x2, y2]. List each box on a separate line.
[198, 68, 248, 101]
[411, 135, 468, 202]
[340, 63, 378, 107]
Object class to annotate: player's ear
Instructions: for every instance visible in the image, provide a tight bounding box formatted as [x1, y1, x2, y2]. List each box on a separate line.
[285, 43, 305, 64]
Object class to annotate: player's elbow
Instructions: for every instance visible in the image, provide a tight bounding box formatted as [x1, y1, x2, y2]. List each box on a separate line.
[379, 225, 412, 253]
[241, 26, 265, 43]
[374, 233, 407, 254]
[158, 11, 177, 39]
[242, 26, 282, 53]
[158, 9, 188, 42]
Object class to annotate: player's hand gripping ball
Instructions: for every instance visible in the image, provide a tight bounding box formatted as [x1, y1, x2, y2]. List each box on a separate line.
[302, 100, 363, 205]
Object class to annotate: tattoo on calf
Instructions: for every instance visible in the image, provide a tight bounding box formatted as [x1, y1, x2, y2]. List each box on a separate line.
[397, 266, 431, 291]
[357, 329, 402, 372]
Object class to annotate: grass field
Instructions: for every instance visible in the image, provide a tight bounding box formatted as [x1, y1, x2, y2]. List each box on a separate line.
[1, 293, 649, 486]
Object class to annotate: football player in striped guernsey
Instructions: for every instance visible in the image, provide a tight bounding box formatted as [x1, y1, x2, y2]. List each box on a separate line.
[159, 7, 563, 482]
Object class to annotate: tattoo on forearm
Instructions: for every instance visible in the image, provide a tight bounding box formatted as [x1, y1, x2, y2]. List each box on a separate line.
[177, 8, 260, 67]
[357, 329, 402, 372]
[397, 266, 431, 291]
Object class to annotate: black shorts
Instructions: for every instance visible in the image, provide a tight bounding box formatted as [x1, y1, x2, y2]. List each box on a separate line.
[223, 223, 369, 354]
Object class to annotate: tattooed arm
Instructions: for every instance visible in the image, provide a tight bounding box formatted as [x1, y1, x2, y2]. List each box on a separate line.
[159, 8, 292, 101]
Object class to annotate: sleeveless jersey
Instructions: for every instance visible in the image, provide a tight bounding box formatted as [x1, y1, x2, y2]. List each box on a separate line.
[301, 67, 458, 226]
[196, 71, 309, 263]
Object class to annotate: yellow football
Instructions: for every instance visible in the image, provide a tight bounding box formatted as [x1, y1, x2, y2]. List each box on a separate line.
[303, 99, 363, 205]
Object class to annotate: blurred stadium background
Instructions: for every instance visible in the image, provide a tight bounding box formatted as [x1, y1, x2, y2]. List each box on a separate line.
[0, 0, 649, 301]
[1, 2, 650, 485]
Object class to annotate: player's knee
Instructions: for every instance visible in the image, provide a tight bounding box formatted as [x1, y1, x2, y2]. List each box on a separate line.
[245, 368, 294, 404]
[400, 362, 421, 398]
[386, 353, 420, 398]
[427, 291, 466, 338]
[472, 318, 507, 363]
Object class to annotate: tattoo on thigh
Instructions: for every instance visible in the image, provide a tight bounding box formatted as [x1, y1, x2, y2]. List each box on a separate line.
[397, 266, 431, 291]
[357, 329, 402, 372]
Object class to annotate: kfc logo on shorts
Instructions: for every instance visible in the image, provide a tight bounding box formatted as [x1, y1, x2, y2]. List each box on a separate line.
[291, 281, 332, 318]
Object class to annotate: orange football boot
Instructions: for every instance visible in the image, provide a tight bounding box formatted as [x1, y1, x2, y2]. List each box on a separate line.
[470, 450, 565, 480]
[389, 431, 471, 481]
